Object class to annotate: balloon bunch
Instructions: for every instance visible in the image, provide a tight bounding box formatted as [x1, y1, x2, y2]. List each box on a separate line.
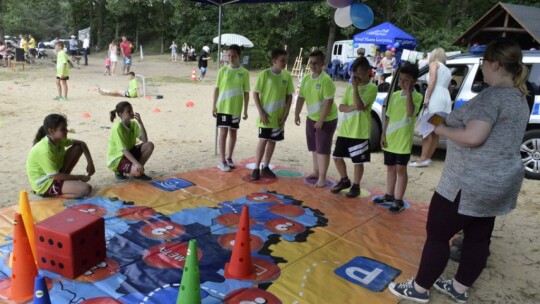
[385, 42, 401, 53]
[328, 0, 374, 29]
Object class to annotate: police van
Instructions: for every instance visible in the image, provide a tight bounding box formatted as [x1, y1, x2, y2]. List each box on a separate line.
[368, 51, 540, 179]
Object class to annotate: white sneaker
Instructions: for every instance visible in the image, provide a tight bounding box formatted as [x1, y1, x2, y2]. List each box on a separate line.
[409, 159, 432, 167]
[217, 162, 231, 172]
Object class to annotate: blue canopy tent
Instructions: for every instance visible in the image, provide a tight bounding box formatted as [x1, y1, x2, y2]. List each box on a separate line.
[189, 0, 318, 154]
[353, 21, 417, 49]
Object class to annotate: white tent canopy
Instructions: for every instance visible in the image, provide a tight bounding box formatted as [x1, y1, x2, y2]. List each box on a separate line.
[212, 33, 254, 48]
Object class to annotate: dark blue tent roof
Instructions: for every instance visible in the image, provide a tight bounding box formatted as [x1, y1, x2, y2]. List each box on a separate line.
[191, 0, 317, 4]
[353, 22, 417, 49]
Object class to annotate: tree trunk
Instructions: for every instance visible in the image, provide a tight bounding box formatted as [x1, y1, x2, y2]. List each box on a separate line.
[326, 18, 337, 65]
[0, 0, 5, 43]
[94, 0, 105, 49]
[115, 19, 119, 40]
[384, 0, 395, 21]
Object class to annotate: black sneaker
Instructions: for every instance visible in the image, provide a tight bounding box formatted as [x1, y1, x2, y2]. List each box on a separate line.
[389, 199, 405, 213]
[434, 279, 469, 303]
[388, 278, 429, 303]
[330, 178, 351, 194]
[252, 168, 260, 180]
[262, 166, 276, 178]
[134, 174, 152, 181]
[345, 185, 361, 198]
[115, 172, 126, 180]
[373, 194, 394, 204]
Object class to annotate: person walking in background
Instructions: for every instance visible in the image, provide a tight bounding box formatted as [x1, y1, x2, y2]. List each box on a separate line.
[120, 35, 133, 75]
[104, 55, 111, 76]
[410, 48, 452, 168]
[373, 64, 423, 213]
[170, 41, 178, 62]
[294, 50, 337, 188]
[26, 114, 95, 199]
[213, 45, 250, 172]
[54, 41, 69, 101]
[198, 46, 211, 80]
[181, 42, 188, 62]
[381, 50, 395, 82]
[107, 101, 154, 181]
[389, 39, 530, 304]
[68, 35, 79, 62]
[108, 39, 118, 76]
[251, 48, 294, 180]
[82, 35, 90, 66]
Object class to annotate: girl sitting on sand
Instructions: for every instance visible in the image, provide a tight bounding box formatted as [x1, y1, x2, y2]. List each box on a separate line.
[107, 101, 154, 180]
[26, 114, 95, 198]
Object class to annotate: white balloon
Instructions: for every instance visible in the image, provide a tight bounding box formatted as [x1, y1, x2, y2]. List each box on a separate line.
[334, 6, 352, 28]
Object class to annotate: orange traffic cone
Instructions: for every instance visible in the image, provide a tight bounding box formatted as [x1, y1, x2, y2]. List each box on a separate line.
[191, 69, 197, 81]
[224, 205, 255, 280]
[8, 213, 38, 303]
[18, 190, 37, 263]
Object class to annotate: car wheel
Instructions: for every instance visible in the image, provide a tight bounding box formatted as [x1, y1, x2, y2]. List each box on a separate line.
[370, 115, 381, 152]
[521, 129, 540, 180]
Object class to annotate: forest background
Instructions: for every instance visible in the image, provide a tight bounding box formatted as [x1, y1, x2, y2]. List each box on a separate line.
[0, 0, 539, 68]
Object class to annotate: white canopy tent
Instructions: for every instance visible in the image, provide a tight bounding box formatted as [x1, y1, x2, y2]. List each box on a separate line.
[212, 33, 254, 48]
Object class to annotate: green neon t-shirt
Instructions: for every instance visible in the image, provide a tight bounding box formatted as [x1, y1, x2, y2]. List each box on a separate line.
[128, 78, 138, 97]
[56, 50, 69, 77]
[299, 72, 337, 122]
[254, 68, 294, 128]
[26, 137, 73, 194]
[216, 65, 250, 116]
[107, 120, 141, 171]
[383, 90, 423, 154]
[338, 82, 377, 139]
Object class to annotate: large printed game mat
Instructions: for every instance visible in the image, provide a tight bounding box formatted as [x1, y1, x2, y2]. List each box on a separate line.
[0, 160, 428, 303]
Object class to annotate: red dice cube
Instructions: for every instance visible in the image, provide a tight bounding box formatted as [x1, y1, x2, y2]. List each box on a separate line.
[35, 208, 106, 279]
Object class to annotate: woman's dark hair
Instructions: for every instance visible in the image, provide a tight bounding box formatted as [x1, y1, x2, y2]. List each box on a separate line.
[271, 48, 288, 60]
[228, 44, 241, 56]
[110, 101, 132, 122]
[33, 114, 67, 145]
[351, 57, 371, 74]
[484, 38, 528, 95]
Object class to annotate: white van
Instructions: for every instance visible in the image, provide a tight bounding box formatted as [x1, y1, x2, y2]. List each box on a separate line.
[330, 40, 376, 65]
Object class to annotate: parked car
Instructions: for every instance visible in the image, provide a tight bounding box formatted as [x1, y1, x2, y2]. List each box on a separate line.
[369, 51, 540, 180]
[43, 39, 84, 54]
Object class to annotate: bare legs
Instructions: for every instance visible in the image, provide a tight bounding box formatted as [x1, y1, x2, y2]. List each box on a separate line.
[56, 79, 68, 99]
[307, 152, 331, 187]
[255, 139, 276, 169]
[218, 127, 238, 164]
[386, 165, 408, 200]
[128, 142, 154, 177]
[60, 145, 91, 198]
[418, 133, 439, 162]
[98, 88, 125, 97]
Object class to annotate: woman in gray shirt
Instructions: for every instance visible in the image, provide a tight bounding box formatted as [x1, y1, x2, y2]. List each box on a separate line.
[389, 39, 530, 303]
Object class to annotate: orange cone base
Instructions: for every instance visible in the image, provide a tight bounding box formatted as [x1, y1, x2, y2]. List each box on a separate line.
[224, 262, 256, 280]
[0, 287, 34, 304]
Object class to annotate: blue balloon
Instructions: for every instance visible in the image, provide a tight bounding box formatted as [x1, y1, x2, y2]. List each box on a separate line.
[394, 42, 401, 49]
[350, 3, 374, 29]
[386, 44, 392, 50]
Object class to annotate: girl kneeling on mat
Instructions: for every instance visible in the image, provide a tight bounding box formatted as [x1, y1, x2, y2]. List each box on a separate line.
[107, 101, 154, 180]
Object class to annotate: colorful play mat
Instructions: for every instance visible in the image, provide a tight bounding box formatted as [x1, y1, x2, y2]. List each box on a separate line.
[0, 160, 428, 303]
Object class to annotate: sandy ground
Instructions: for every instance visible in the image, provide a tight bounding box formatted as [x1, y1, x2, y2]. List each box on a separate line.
[0, 52, 538, 303]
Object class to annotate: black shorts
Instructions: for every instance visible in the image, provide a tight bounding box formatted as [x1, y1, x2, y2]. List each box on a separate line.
[383, 151, 411, 166]
[216, 113, 240, 129]
[56, 76, 69, 80]
[332, 137, 370, 164]
[259, 127, 284, 142]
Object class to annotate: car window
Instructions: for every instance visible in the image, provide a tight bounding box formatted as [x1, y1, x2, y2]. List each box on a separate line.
[447, 65, 469, 100]
[527, 63, 540, 95]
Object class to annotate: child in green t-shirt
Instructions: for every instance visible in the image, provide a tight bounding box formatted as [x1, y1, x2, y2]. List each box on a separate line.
[374, 63, 423, 213]
[331, 57, 377, 198]
[251, 48, 294, 180]
[98, 72, 140, 98]
[107, 101, 154, 180]
[54, 41, 69, 101]
[26, 114, 95, 198]
[212, 45, 250, 172]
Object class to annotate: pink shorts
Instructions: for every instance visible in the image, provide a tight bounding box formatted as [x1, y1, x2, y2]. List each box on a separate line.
[116, 144, 143, 173]
[306, 117, 337, 155]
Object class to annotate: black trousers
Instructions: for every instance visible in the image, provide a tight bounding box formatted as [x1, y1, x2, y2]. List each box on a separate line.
[83, 48, 88, 65]
[415, 191, 495, 288]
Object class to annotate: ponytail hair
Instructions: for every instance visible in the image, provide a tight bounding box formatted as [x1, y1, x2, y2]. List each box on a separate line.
[110, 101, 132, 122]
[483, 39, 529, 95]
[33, 114, 67, 145]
